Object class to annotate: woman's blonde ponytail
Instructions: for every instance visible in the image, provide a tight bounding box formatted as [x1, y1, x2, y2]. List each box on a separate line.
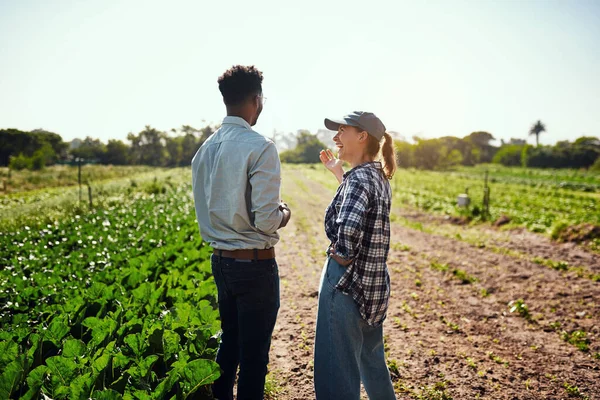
[381, 132, 396, 180]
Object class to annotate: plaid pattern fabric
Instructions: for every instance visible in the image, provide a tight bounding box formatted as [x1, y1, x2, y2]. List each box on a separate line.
[324, 162, 392, 326]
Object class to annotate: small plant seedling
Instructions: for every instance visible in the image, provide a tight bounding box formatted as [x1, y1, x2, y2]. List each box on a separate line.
[508, 299, 531, 321]
[561, 330, 590, 352]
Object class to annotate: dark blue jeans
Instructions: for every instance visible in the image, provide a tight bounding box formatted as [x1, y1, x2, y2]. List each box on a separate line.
[210, 254, 280, 400]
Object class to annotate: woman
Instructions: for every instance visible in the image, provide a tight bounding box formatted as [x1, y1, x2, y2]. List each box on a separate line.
[314, 111, 397, 400]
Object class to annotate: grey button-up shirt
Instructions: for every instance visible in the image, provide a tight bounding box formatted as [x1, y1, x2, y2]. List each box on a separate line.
[191, 116, 284, 250]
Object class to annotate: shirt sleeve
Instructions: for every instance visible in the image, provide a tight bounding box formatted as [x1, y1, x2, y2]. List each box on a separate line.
[249, 142, 284, 234]
[334, 177, 370, 261]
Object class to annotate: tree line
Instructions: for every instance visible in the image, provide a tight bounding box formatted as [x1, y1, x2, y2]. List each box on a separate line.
[395, 133, 600, 170]
[0, 125, 216, 170]
[2, 121, 599, 171]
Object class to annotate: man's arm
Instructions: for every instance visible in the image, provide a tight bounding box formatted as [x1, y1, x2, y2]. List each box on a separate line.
[249, 142, 290, 233]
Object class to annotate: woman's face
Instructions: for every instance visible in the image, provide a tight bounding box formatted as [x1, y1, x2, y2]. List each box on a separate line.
[333, 125, 366, 162]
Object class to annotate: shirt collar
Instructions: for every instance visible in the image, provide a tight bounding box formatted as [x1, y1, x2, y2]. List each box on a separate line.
[343, 161, 383, 179]
[222, 116, 252, 130]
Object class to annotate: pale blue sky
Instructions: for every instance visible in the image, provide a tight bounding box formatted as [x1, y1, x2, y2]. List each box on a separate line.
[1, 0, 599, 145]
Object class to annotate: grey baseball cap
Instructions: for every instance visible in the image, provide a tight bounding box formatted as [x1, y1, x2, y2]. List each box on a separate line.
[324, 111, 386, 140]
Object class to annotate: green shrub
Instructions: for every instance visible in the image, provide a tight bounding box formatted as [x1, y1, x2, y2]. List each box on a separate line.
[8, 153, 32, 170]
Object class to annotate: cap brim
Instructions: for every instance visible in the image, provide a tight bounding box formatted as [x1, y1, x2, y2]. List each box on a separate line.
[324, 118, 358, 132]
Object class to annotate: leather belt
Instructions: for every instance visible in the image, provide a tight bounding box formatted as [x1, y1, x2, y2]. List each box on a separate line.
[216, 248, 275, 260]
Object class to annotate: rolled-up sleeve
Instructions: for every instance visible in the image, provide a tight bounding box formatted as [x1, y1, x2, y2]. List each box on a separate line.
[249, 142, 284, 234]
[334, 178, 370, 261]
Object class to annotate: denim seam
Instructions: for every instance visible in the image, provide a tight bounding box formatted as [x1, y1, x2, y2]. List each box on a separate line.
[327, 282, 336, 400]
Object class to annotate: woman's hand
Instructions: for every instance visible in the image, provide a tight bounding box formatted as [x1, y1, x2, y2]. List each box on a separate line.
[319, 149, 344, 184]
[327, 245, 353, 267]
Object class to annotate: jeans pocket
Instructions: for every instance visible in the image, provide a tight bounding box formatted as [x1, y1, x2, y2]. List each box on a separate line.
[325, 257, 346, 290]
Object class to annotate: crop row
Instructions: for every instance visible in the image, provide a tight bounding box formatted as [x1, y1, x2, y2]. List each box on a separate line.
[0, 182, 220, 399]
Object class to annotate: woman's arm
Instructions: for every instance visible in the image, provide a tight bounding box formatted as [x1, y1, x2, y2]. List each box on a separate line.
[319, 149, 344, 184]
[330, 178, 369, 265]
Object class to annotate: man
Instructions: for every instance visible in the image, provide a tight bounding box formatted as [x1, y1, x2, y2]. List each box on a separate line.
[191, 65, 291, 400]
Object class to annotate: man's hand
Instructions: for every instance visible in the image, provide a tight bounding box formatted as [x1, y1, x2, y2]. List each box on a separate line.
[278, 201, 291, 228]
[319, 149, 344, 184]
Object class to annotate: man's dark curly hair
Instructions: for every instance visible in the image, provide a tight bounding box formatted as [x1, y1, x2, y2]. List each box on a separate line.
[218, 65, 263, 106]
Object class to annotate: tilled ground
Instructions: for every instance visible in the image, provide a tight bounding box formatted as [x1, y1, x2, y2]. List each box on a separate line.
[268, 169, 600, 400]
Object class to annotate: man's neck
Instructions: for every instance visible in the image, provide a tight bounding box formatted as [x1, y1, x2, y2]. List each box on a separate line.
[226, 108, 253, 126]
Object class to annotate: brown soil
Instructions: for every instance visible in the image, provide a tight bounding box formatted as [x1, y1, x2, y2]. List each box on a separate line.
[558, 223, 600, 243]
[267, 170, 600, 400]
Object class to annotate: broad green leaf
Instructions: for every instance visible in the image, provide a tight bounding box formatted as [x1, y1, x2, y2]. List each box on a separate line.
[132, 282, 153, 303]
[26, 333, 42, 364]
[181, 359, 221, 397]
[117, 317, 143, 337]
[137, 355, 158, 378]
[124, 269, 146, 289]
[0, 354, 26, 399]
[92, 351, 112, 375]
[69, 372, 95, 400]
[54, 384, 72, 398]
[25, 364, 48, 392]
[83, 317, 117, 348]
[82, 317, 103, 330]
[87, 282, 109, 301]
[46, 315, 70, 346]
[93, 389, 124, 400]
[62, 339, 87, 358]
[163, 330, 180, 362]
[112, 351, 132, 369]
[127, 389, 152, 400]
[124, 333, 147, 358]
[21, 386, 43, 400]
[46, 355, 79, 387]
[0, 340, 19, 369]
[151, 371, 179, 400]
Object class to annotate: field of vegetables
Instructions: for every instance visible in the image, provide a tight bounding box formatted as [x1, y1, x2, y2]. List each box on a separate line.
[0, 171, 221, 399]
[300, 164, 600, 242]
[1, 163, 599, 400]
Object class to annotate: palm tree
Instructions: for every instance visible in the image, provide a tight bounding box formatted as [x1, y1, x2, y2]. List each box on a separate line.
[529, 120, 546, 147]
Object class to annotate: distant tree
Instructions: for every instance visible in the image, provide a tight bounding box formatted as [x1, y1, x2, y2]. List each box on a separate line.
[165, 136, 183, 167]
[103, 139, 130, 165]
[412, 137, 443, 170]
[180, 133, 199, 165]
[441, 148, 464, 169]
[70, 136, 106, 161]
[465, 131, 495, 147]
[30, 129, 68, 159]
[394, 140, 414, 168]
[0, 128, 66, 166]
[280, 131, 327, 163]
[127, 126, 168, 166]
[529, 120, 546, 147]
[464, 131, 497, 163]
[8, 153, 32, 170]
[492, 145, 523, 166]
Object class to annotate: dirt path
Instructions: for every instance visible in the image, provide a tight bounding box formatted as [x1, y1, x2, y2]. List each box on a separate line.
[270, 169, 600, 400]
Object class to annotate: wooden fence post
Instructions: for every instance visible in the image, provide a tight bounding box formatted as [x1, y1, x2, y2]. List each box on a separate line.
[88, 184, 93, 209]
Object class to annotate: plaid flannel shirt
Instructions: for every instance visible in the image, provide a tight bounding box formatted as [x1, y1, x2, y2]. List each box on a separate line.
[324, 161, 392, 326]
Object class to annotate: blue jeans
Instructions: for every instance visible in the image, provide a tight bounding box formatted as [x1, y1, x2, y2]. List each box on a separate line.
[314, 257, 397, 400]
[211, 254, 280, 400]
